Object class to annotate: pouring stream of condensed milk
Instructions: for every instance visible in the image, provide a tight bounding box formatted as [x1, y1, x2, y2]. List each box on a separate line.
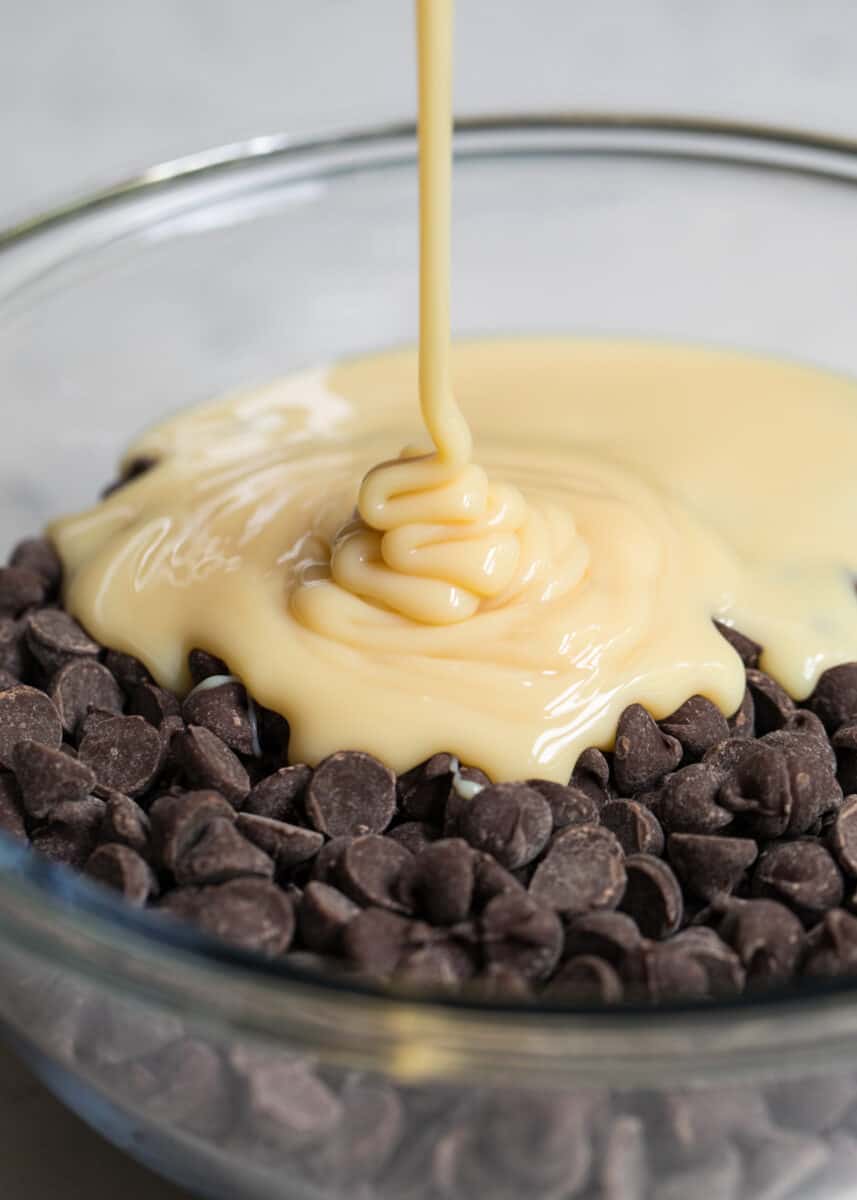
[49, 1, 857, 783]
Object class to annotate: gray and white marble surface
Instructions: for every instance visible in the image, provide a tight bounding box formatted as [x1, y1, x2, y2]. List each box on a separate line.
[1, 1, 857, 1195]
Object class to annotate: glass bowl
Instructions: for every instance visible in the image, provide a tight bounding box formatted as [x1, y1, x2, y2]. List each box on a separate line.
[3, 117, 857, 1200]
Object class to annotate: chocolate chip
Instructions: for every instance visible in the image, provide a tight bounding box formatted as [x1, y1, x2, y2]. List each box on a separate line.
[0, 685, 62, 768]
[833, 724, 857, 796]
[471, 963, 532, 998]
[243, 763, 311, 822]
[600, 799, 665, 856]
[399, 839, 474, 925]
[481, 892, 563, 981]
[665, 926, 745, 996]
[744, 669, 795, 735]
[782, 708, 835, 763]
[458, 782, 552, 869]
[0, 567, 46, 617]
[342, 908, 424, 976]
[713, 897, 804, 984]
[804, 907, 857, 976]
[99, 791, 151, 856]
[471, 850, 525, 908]
[160, 877, 294, 956]
[78, 713, 163, 797]
[619, 853, 683, 939]
[613, 704, 683, 795]
[305, 750, 396, 837]
[127, 680, 181, 729]
[831, 792, 857, 875]
[639, 939, 710, 1002]
[525, 779, 600, 829]
[9, 538, 62, 593]
[570, 747, 611, 805]
[337, 834, 412, 911]
[396, 940, 476, 988]
[174, 816, 274, 885]
[387, 821, 440, 853]
[0, 618, 30, 680]
[728, 686, 756, 739]
[12, 739, 96, 819]
[530, 824, 626, 916]
[174, 725, 250, 806]
[714, 619, 762, 667]
[563, 910, 643, 977]
[718, 741, 831, 839]
[397, 753, 455, 822]
[745, 1133, 829, 1200]
[0, 773, 26, 840]
[768, 1072, 857, 1135]
[298, 881, 360, 953]
[810, 662, 857, 732]
[229, 1047, 342, 1149]
[546, 954, 623, 1003]
[668, 833, 758, 903]
[652, 763, 733, 835]
[752, 839, 843, 922]
[85, 842, 158, 905]
[601, 1116, 646, 1200]
[25, 609, 100, 674]
[306, 1074, 403, 1186]
[49, 658, 124, 736]
[310, 835, 354, 884]
[103, 649, 152, 691]
[235, 812, 324, 873]
[32, 796, 106, 869]
[149, 789, 235, 871]
[182, 679, 257, 756]
[442, 765, 492, 836]
[188, 648, 229, 685]
[654, 1144, 744, 1200]
[660, 695, 730, 761]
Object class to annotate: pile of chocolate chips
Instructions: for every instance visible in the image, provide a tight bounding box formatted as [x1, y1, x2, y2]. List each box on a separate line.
[3, 529, 857, 1004]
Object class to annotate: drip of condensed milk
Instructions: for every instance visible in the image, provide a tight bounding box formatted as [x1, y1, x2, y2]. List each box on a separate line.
[48, 0, 857, 784]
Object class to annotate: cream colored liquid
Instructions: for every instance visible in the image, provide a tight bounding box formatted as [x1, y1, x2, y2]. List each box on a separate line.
[50, 341, 857, 782]
[46, 0, 857, 783]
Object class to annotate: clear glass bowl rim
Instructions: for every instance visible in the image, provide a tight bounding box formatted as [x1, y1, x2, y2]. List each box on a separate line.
[4, 114, 857, 1088]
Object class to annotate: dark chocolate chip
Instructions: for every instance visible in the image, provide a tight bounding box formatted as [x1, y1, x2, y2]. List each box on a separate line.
[570, 747, 611, 805]
[768, 1072, 857, 1135]
[666, 926, 746, 996]
[103, 650, 152, 691]
[0, 618, 30, 680]
[833, 724, 857, 796]
[399, 838, 474, 925]
[342, 908, 425, 976]
[306, 1073, 403, 1186]
[564, 910, 643, 977]
[545, 954, 623, 1003]
[305, 750, 396, 837]
[752, 839, 843, 923]
[396, 940, 476, 988]
[310, 835, 354, 884]
[0, 773, 26, 840]
[182, 679, 256, 756]
[728, 686, 756, 739]
[471, 963, 532, 999]
[228, 1047, 342, 1148]
[298, 881, 360, 953]
[810, 662, 857, 732]
[714, 619, 762, 667]
[713, 897, 804, 984]
[660, 695, 730, 760]
[85, 842, 158, 905]
[26, 609, 100, 673]
[832, 793, 857, 876]
[78, 713, 163, 797]
[243, 764, 311, 822]
[481, 892, 563, 981]
[9, 538, 62, 593]
[0, 685, 62, 768]
[804, 907, 857, 976]
[529, 824, 626, 916]
[600, 799, 665, 856]
[49, 658, 124, 736]
[471, 850, 526, 908]
[397, 753, 455, 822]
[149, 789, 235, 871]
[744, 1133, 829, 1200]
[0, 567, 46, 617]
[651, 763, 733, 835]
[387, 821, 440, 853]
[235, 812, 324, 873]
[525, 779, 600, 830]
[601, 1116, 646, 1200]
[668, 833, 758, 903]
[174, 816, 274, 885]
[32, 796, 106, 869]
[99, 791, 151, 857]
[188, 648, 229, 685]
[613, 704, 683, 795]
[442, 766, 492, 837]
[127, 680, 181, 729]
[639, 939, 710, 1002]
[12, 739, 96, 819]
[745, 669, 795, 735]
[654, 1145, 744, 1200]
[718, 742, 815, 838]
[620, 853, 683, 939]
[458, 782, 553, 869]
[337, 834, 412, 911]
[174, 725, 250, 806]
[159, 877, 294, 956]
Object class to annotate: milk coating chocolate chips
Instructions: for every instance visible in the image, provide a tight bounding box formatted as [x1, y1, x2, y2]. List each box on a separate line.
[6, 533, 857, 1004]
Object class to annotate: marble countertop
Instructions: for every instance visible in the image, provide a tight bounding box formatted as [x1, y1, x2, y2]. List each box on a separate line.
[2, 2, 857, 1195]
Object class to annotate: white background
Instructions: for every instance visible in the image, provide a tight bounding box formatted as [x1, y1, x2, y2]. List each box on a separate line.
[1, 2, 857, 1196]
